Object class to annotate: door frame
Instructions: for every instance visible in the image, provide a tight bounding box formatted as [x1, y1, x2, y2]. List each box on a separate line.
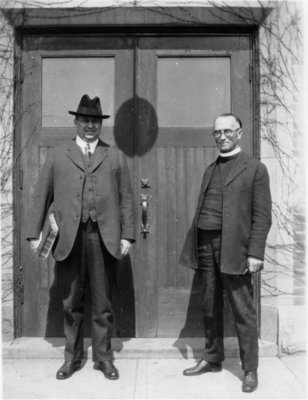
[13, 23, 260, 338]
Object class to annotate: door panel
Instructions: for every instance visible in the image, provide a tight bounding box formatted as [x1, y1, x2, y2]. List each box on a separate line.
[19, 34, 252, 338]
[157, 57, 231, 127]
[21, 36, 136, 337]
[135, 36, 251, 337]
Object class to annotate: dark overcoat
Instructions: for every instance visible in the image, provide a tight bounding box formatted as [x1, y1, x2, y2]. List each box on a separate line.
[179, 151, 272, 274]
[26, 139, 135, 261]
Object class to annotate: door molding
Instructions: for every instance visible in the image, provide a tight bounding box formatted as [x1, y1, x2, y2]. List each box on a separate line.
[4, 6, 272, 29]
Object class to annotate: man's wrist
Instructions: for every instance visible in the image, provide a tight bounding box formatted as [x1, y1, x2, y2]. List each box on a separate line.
[247, 255, 263, 261]
[121, 238, 134, 244]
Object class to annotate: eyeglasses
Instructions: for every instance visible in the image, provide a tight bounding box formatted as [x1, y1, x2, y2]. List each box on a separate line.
[212, 128, 241, 139]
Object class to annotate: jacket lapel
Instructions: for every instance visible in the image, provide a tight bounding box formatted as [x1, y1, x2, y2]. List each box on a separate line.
[91, 140, 109, 172]
[224, 152, 248, 187]
[65, 139, 109, 172]
[201, 162, 216, 193]
[66, 141, 85, 171]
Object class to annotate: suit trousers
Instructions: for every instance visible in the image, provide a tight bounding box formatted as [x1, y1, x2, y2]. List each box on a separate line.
[197, 229, 258, 372]
[57, 219, 116, 362]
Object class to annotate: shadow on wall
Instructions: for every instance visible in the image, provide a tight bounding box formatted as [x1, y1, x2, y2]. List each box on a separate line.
[113, 96, 158, 157]
[173, 270, 236, 360]
[44, 254, 135, 344]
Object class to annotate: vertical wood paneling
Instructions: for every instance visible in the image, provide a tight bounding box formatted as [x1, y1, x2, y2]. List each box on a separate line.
[157, 147, 168, 286]
[137, 143, 158, 337]
[166, 147, 177, 287]
[22, 145, 41, 336]
[184, 148, 197, 290]
[135, 47, 158, 337]
[195, 147, 205, 200]
[21, 48, 42, 335]
[176, 147, 187, 287]
[185, 148, 197, 230]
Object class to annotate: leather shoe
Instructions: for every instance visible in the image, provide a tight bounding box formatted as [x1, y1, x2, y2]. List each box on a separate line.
[56, 360, 81, 380]
[242, 370, 258, 392]
[98, 360, 119, 380]
[183, 359, 222, 376]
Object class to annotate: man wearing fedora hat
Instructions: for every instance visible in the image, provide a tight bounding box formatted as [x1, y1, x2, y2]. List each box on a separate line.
[27, 94, 135, 381]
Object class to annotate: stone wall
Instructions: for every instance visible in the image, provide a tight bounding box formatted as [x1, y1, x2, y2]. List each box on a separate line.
[1, 6, 14, 340]
[259, 1, 305, 303]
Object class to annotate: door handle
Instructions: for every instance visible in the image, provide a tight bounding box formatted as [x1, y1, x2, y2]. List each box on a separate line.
[140, 194, 150, 238]
[141, 178, 150, 189]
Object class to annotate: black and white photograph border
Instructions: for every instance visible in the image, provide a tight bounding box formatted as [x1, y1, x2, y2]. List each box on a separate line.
[1, 0, 307, 399]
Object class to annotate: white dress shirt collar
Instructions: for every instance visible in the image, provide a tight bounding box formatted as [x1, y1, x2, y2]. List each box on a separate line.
[76, 136, 98, 154]
[219, 147, 241, 158]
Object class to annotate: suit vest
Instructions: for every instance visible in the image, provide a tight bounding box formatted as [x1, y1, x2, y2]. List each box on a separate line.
[197, 153, 240, 230]
[81, 154, 97, 223]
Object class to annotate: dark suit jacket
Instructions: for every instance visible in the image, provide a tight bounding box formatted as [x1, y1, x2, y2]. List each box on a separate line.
[179, 151, 272, 274]
[26, 139, 135, 261]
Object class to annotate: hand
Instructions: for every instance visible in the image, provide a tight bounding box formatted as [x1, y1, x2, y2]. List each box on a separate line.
[120, 239, 131, 257]
[30, 232, 42, 253]
[49, 213, 58, 232]
[246, 256, 263, 273]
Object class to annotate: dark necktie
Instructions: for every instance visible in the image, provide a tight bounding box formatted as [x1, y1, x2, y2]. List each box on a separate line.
[85, 143, 92, 160]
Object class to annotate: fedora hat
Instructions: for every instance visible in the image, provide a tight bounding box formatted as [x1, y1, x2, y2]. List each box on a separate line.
[68, 94, 110, 119]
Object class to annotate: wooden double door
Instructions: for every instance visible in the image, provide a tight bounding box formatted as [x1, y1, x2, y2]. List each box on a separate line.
[19, 33, 253, 338]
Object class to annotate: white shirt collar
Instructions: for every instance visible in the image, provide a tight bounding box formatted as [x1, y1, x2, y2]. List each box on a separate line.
[76, 136, 98, 154]
[219, 147, 241, 157]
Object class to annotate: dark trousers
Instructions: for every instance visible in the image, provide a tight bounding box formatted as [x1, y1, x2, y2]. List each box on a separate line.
[197, 229, 258, 372]
[57, 220, 116, 362]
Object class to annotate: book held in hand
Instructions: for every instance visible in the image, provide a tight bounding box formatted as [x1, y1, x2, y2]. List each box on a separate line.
[37, 213, 58, 260]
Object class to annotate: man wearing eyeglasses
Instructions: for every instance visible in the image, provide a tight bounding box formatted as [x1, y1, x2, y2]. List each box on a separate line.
[180, 113, 272, 393]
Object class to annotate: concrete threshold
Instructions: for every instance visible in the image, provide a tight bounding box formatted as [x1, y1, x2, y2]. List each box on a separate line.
[2, 337, 278, 359]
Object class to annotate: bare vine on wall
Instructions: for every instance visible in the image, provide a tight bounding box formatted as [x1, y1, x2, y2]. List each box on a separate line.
[0, 0, 305, 307]
[257, 0, 305, 296]
[211, 0, 305, 296]
[1, 0, 15, 304]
